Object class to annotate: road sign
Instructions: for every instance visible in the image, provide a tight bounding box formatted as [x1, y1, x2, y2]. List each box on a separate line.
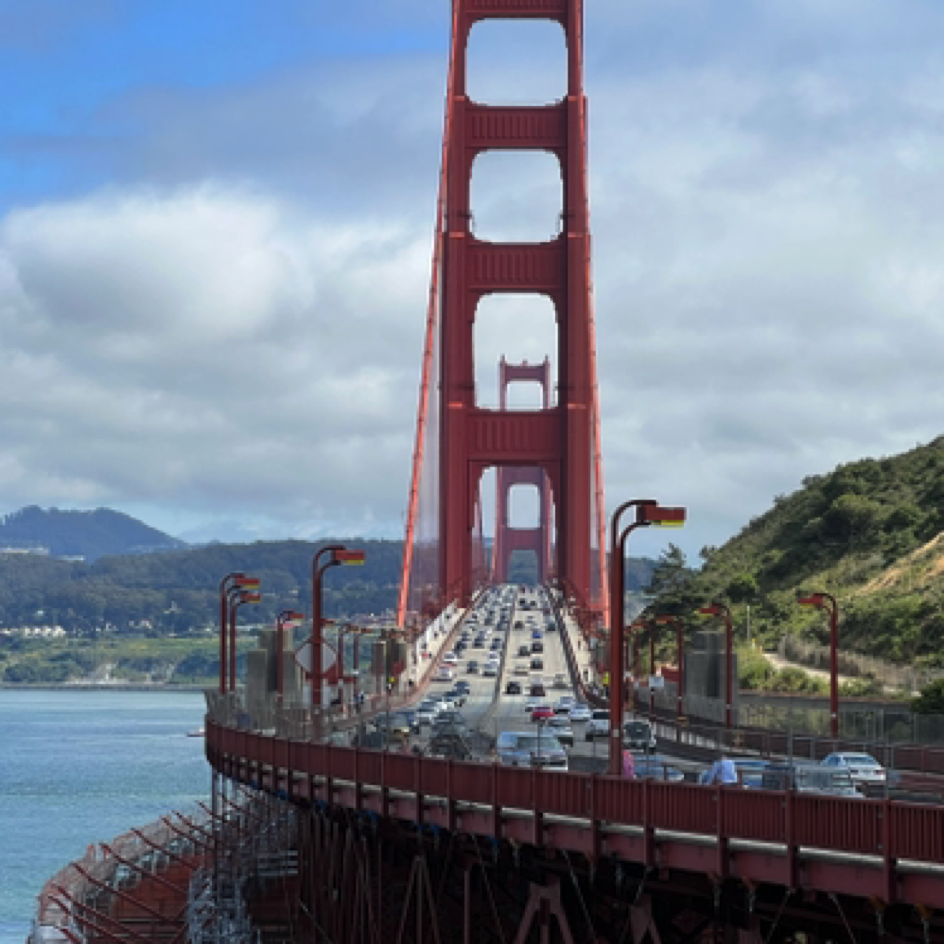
[294, 638, 338, 680]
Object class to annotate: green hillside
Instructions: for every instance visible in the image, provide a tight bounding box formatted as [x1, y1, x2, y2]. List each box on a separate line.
[644, 437, 944, 668]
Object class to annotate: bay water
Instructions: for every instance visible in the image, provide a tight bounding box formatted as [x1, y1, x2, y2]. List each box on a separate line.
[0, 689, 209, 944]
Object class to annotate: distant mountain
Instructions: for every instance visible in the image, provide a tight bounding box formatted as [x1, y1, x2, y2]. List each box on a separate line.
[0, 506, 189, 563]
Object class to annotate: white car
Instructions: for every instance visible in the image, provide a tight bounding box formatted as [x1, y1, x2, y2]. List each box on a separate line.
[442, 651, 458, 665]
[568, 703, 592, 723]
[584, 709, 611, 740]
[821, 753, 886, 789]
[482, 664, 498, 677]
[435, 666, 455, 681]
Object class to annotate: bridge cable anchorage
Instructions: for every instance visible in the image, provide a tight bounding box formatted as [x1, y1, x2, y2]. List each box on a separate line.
[561, 849, 599, 944]
[762, 889, 794, 944]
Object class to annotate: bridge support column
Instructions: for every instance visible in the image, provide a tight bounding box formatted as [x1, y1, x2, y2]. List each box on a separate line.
[512, 877, 577, 944]
[628, 894, 663, 944]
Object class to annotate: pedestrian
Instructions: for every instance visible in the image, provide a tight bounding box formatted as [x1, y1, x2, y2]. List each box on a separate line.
[622, 749, 635, 779]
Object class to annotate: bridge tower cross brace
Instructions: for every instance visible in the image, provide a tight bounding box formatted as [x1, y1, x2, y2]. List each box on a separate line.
[492, 357, 554, 585]
[439, 0, 598, 607]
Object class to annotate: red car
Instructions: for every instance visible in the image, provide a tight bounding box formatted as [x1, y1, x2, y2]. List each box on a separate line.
[530, 705, 555, 721]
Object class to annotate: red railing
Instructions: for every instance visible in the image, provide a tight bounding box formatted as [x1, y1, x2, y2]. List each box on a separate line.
[206, 721, 944, 872]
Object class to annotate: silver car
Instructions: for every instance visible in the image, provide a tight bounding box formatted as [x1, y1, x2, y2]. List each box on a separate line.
[568, 703, 592, 723]
[497, 731, 568, 770]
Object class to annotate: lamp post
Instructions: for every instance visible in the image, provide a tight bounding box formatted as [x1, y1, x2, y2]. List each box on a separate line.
[228, 587, 261, 692]
[629, 618, 647, 712]
[218, 573, 259, 693]
[798, 591, 840, 739]
[698, 601, 734, 729]
[310, 545, 366, 709]
[276, 609, 305, 701]
[608, 500, 686, 775]
[655, 615, 684, 722]
[648, 620, 657, 722]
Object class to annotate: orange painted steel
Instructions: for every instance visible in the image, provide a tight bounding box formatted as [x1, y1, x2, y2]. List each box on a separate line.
[208, 720, 944, 907]
[397, 0, 605, 613]
[493, 357, 553, 584]
[396, 0, 461, 627]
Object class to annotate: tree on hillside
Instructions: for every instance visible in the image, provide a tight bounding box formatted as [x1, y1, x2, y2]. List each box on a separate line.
[911, 678, 944, 715]
[644, 544, 695, 615]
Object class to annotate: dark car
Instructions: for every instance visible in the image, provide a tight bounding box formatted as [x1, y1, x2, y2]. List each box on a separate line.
[633, 759, 685, 782]
[466, 660, 479, 673]
[530, 657, 544, 670]
[454, 680, 471, 694]
[518, 644, 531, 657]
[529, 682, 546, 697]
[473, 635, 486, 647]
[623, 720, 657, 753]
[505, 680, 522, 694]
[443, 688, 467, 707]
[531, 640, 544, 653]
[455, 640, 467, 653]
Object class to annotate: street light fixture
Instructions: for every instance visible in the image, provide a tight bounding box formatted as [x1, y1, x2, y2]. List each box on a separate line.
[218, 573, 260, 693]
[276, 609, 306, 701]
[228, 587, 261, 692]
[310, 545, 366, 709]
[608, 500, 686, 775]
[628, 618, 647, 711]
[655, 615, 684, 722]
[797, 591, 840, 739]
[697, 601, 734, 729]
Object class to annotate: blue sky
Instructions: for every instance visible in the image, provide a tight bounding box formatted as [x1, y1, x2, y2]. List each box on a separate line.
[1, 0, 944, 567]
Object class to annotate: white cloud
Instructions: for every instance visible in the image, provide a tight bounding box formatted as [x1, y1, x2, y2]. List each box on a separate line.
[1, 0, 943, 565]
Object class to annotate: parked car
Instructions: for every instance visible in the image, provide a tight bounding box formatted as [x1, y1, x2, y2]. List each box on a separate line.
[483, 664, 498, 677]
[442, 652, 458, 665]
[546, 716, 574, 747]
[530, 657, 544, 671]
[531, 641, 544, 654]
[518, 644, 531, 657]
[555, 696, 576, 713]
[505, 680, 522, 695]
[821, 753, 886, 789]
[513, 664, 530, 676]
[585, 709, 610, 740]
[529, 681, 546, 697]
[497, 731, 568, 770]
[623, 720, 657, 753]
[568, 703, 592, 723]
[466, 660, 479, 673]
[435, 666, 455, 681]
[531, 630, 543, 640]
[633, 758, 685, 782]
[531, 705, 555, 721]
[552, 674, 568, 690]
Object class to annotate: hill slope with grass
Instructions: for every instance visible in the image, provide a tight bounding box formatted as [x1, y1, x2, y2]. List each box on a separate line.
[645, 436, 944, 669]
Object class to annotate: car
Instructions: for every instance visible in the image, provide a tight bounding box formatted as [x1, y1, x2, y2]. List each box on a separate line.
[623, 720, 657, 753]
[531, 641, 544, 654]
[531, 705, 555, 721]
[585, 709, 610, 740]
[821, 753, 886, 789]
[530, 657, 544, 671]
[763, 763, 864, 798]
[442, 652, 458, 665]
[443, 687, 467, 707]
[505, 680, 522, 695]
[633, 758, 685, 782]
[466, 660, 479, 673]
[416, 702, 439, 725]
[552, 673, 567, 689]
[699, 758, 768, 787]
[454, 680, 471, 694]
[435, 666, 455, 681]
[531, 630, 543, 640]
[545, 716, 574, 747]
[473, 636, 486, 647]
[483, 664, 498, 677]
[454, 641, 467, 654]
[518, 644, 531, 657]
[514, 620, 524, 629]
[555, 696, 576, 714]
[497, 731, 568, 770]
[568, 703, 592, 723]
[513, 664, 530, 676]
[490, 639, 503, 650]
[529, 681, 546, 697]
[545, 620, 557, 632]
